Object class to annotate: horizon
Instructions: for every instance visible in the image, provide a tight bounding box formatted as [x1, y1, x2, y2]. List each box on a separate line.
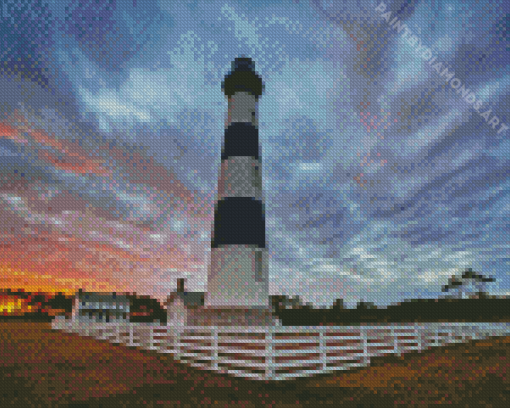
[1, 285, 509, 308]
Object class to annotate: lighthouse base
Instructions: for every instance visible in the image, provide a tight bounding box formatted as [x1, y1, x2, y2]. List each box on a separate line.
[205, 245, 269, 308]
[185, 306, 276, 327]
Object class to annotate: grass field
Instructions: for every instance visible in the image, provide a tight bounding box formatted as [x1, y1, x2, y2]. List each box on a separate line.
[0, 322, 508, 407]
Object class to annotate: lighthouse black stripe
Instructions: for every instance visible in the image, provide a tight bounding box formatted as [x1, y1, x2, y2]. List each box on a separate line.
[211, 197, 266, 248]
[221, 122, 259, 160]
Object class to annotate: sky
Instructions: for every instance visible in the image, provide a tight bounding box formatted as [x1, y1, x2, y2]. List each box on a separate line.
[0, 0, 508, 308]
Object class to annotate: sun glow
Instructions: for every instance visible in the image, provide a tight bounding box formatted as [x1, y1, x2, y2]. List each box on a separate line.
[0, 298, 32, 314]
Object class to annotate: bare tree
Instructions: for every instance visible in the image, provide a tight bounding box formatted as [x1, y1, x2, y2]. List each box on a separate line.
[442, 268, 495, 299]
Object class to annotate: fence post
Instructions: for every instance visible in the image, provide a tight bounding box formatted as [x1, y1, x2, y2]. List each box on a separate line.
[362, 328, 369, 366]
[171, 326, 177, 355]
[416, 326, 422, 351]
[392, 326, 400, 356]
[213, 327, 219, 371]
[265, 326, 274, 380]
[175, 326, 182, 360]
[320, 329, 326, 372]
[165, 326, 170, 352]
[129, 324, 134, 347]
[448, 325, 454, 344]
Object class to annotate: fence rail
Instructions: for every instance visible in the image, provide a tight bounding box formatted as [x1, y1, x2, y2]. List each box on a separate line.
[51, 318, 510, 381]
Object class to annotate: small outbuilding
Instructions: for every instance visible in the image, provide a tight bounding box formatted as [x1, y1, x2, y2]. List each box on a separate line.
[165, 279, 205, 326]
[165, 278, 278, 327]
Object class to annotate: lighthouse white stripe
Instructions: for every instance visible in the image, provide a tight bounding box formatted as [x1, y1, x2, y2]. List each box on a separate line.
[227, 92, 258, 127]
[218, 156, 263, 200]
[206, 245, 269, 307]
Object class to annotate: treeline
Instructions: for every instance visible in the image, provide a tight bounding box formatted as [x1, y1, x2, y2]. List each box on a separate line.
[270, 297, 510, 326]
[0, 290, 73, 321]
[0, 290, 167, 323]
[127, 294, 166, 324]
[3, 286, 508, 326]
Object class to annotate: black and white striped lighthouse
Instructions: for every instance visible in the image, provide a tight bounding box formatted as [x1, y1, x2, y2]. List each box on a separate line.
[205, 57, 269, 308]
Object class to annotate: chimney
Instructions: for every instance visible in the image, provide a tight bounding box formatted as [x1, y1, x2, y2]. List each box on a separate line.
[177, 278, 185, 293]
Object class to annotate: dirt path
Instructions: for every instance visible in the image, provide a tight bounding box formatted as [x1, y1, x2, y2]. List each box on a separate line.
[0, 322, 508, 407]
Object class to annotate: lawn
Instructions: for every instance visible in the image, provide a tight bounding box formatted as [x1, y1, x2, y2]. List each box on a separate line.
[0, 322, 508, 407]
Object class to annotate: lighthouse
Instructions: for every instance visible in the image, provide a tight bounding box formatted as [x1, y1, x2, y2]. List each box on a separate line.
[205, 57, 269, 309]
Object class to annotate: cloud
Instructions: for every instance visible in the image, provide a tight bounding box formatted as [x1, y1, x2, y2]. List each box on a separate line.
[1, 0, 508, 307]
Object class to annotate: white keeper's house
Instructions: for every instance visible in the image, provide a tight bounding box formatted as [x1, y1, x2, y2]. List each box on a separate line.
[72, 290, 130, 323]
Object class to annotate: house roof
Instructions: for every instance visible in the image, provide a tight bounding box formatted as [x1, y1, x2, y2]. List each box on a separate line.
[167, 291, 205, 308]
[76, 292, 129, 303]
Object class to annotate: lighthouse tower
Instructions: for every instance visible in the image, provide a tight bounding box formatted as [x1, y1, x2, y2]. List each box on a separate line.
[205, 57, 269, 309]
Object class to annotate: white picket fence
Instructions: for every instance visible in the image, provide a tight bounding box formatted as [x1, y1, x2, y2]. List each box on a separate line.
[51, 318, 510, 381]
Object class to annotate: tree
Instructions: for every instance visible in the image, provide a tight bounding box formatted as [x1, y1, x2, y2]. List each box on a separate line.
[48, 293, 73, 313]
[477, 290, 490, 299]
[128, 294, 165, 322]
[442, 268, 495, 299]
[332, 298, 344, 310]
[270, 295, 292, 312]
[356, 300, 368, 310]
[355, 299, 377, 310]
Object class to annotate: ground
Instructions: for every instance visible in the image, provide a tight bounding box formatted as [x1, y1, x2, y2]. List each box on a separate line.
[0, 322, 508, 407]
